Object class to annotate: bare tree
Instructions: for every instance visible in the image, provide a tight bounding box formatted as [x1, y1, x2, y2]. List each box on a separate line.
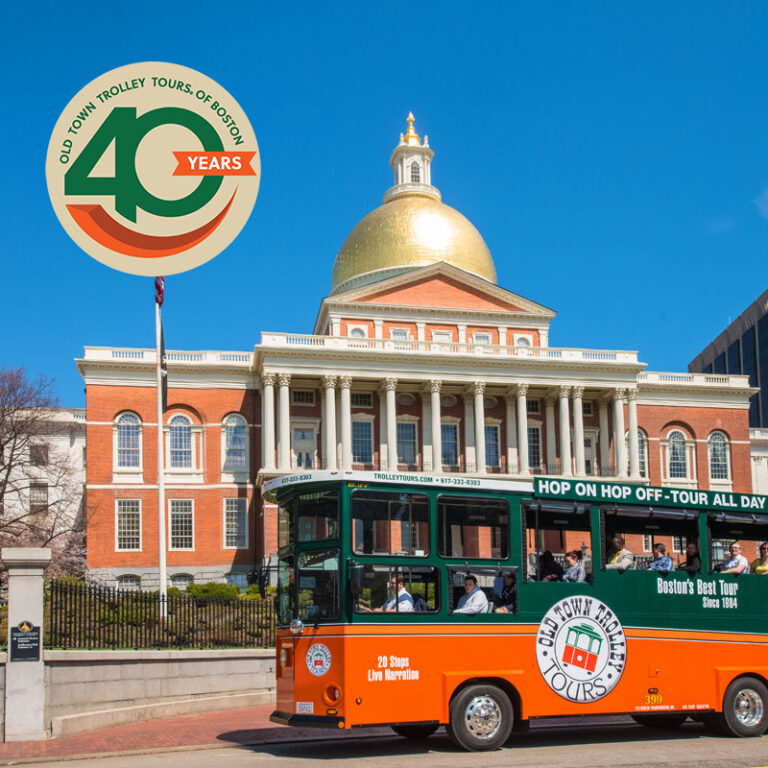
[0, 368, 86, 578]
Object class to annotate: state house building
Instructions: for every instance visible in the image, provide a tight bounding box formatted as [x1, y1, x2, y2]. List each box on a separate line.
[78, 115, 757, 589]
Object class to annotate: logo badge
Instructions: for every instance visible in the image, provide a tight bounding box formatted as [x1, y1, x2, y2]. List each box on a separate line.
[536, 596, 627, 703]
[306, 643, 332, 677]
[46, 62, 260, 276]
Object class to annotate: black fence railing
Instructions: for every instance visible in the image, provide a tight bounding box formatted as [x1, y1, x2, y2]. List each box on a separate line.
[48, 579, 276, 650]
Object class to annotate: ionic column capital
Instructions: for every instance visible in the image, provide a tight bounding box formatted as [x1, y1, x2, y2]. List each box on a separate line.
[338, 375, 352, 390]
[321, 375, 337, 389]
[262, 372, 276, 387]
[571, 385, 584, 399]
[277, 373, 291, 387]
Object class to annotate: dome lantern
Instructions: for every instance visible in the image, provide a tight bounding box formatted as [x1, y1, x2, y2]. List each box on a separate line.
[384, 113, 440, 203]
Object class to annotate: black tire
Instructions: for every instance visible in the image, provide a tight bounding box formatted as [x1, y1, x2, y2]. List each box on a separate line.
[391, 724, 439, 739]
[716, 676, 768, 737]
[447, 684, 514, 751]
[631, 714, 688, 729]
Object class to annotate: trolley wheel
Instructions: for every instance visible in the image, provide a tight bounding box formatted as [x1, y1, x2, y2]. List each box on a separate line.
[447, 684, 514, 751]
[716, 676, 768, 737]
[631, 714, 688, 729]
[391, 724, 439, 739]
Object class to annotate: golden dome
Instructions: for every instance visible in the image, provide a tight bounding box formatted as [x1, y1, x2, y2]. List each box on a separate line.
[331, 194, 497, 294]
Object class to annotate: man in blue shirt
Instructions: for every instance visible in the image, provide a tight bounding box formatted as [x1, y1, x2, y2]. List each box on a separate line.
[647, 542, 673, 571]
[378, 575, 414, 612]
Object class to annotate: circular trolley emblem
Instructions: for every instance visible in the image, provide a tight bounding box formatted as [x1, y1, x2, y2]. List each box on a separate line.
[535, 596, 627, 703]
[306, 643, 332, 677]
[46, 62, 260, 276]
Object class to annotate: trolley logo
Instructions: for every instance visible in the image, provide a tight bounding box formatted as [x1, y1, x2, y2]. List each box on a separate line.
[46, 62, 260, 276]
[536, 596, 627, 703]
[306, 643, 332, 677]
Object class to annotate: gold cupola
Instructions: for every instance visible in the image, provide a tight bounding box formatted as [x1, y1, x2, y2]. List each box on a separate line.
[330, 113, 497, 294]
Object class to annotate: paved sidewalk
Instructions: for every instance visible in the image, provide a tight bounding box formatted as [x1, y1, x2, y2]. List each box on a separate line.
[0, 704, 389, 765]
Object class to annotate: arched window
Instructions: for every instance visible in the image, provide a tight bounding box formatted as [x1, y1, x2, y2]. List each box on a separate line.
[349, 328, 366, 338]
[115, 412, 141, 468]
[116, 574, 141, 591]
[410, 162, 421, 182]
[668, 430, 687, 479]
[223, 413, 248, 471]
[709, 431, 730, 481]
[170, 573, 193, 590]
[169, 414, 192, 468]
[625, 428, 648, 477]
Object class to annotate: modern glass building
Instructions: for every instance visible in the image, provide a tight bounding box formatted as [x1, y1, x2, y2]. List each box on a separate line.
[689, 289, 768, 428]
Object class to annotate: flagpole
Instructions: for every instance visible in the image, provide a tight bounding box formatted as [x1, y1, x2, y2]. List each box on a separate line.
[155, 278, 168, 616]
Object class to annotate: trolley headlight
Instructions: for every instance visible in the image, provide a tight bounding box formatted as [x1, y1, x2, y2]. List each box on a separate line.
[289, 618, 304, 635]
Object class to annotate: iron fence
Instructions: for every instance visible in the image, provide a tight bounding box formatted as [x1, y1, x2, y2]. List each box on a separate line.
[48, 579, 276, 650]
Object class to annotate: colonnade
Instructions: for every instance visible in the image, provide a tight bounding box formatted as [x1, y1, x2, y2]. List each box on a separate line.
[261, 373, 642, 479]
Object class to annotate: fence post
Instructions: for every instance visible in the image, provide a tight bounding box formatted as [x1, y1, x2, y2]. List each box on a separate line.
[2, 548, 51, 741]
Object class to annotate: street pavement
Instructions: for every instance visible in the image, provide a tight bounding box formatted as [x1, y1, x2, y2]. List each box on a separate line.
[5, 714, 768, 768]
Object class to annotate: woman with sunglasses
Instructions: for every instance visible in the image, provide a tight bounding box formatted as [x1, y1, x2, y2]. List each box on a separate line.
[750, 542, 768, 575]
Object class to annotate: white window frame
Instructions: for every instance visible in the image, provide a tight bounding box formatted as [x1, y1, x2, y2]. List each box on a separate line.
[660, 429, 697, 488]
[116, 575, 141, 591]
[168, 498, 195, 551]
[350, 392, 373, 408]
[115, 498, 142, 552]
[396, 416, 419, 466]
[431, 330, 453, 343]
[291, 418, 320, 470]
[223, 497, 249, 550]
[625, 428, 649, 479]
[708, 431, 732, 486]
[389, 327, 411, 341]
[484, 421, 501, 468]
[642, 534, 653, 552]
[170, 573, 194, 589]
[513, 333, 534, 347]
[113, 411, 143, 481]
[164, 413, 203, 480]
[582, 400, 594, 416]
[472, 332, 492, 346]
[291, 389, 316, 406]
[441, 417, 461, 467]
[528, 424, 543, 471]
[526, 399, 541, 414]
[351, 413, 375, 465]
[347, 324, 369, 339]
[221, 413, 249, 477]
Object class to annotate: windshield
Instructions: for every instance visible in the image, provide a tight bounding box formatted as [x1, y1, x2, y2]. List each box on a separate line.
[297, 491, 339, 543]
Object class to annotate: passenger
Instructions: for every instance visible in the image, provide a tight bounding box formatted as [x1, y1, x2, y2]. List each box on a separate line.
[493, 573, 517, 613]
[679, 542, 701, 576]
[750, 542, 768, 575]
[376, 575, 414, 613]
[647, 543, 673, 571]
[562, 550, 587, 583]
[721, 542, 749, 574]
[454, 575, 489, 614]
[606, 534, 634, 570]
[539, 550, 564, 582]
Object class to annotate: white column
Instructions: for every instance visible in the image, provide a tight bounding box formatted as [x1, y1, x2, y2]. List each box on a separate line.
[262, 373, 276, 471]
[613, 388, 627, 477]
[559, 386, 572, 475]
[498, 327, 508, 347]
[322, 375, 337, 470]
[430, 380, 442, 470]
[545, 395, 557, 474]
[457, 324, 467, 344]
[277, 374, 291, 470]
[627, 388, 640, 479]
[463, 390, 476, 471]
[599, 398, 611, 475]
[505, 390, 518, 473]
[384, 378, 398, 470]
[572, 385, 586, 477]
[516, 383, 529, 475]
[339, 376, 352, 470]
[473, 382, 486, 473]
[420, 391, 432, 471]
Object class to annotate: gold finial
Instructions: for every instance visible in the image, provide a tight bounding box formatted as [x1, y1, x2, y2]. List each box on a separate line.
[404, 111, 421, 146]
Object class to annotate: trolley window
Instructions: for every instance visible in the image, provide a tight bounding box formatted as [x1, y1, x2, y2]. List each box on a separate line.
[438, 496, 509, 559]
[352, 565, 439, 613]
[296, 549, 339, 620]
[708, 512, 768, 573]
[524, 502, 592, 582]
[447, 566, 518, 615]
[297, 491, 338, 543]
[352, 490, 429, 556]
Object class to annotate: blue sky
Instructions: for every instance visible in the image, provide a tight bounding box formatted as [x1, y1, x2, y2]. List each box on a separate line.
[3, 2, 767, 406]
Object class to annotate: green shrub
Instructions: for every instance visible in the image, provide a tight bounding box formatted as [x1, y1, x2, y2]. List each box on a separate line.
[187, 582, 241, 601]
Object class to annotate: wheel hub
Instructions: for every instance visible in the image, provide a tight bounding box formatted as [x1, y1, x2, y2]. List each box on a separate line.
[734, 688, 764, 727]
[464, 695, 502, 739]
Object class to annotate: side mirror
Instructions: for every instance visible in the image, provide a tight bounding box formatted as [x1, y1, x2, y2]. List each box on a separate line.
[349, 563, 364, 597]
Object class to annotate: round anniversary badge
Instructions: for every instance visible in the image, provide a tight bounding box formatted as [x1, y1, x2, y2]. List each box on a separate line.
[535, 596, 627, 703]
[46, 62, 260, 276]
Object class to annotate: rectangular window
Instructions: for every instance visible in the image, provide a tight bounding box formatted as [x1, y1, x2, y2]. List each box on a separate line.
[30, 445, 48, 466]
[708, 512, 768, 573]
[524, 501, 592, 581]
[169, 499, 194, 550]
[526, 399, 540, 414]
[292, 389, 315, 405]
[582, 401, 593, 416]
[350, 392, 372, 408]
[352, 490, 429, 556]
[117, 421, 141, 468]
[29, 483, 48, 513]
[438, 495, 509, 559]
[296, 549, 340, 621]
[447, 567, 517, 614]
[353, 565, 439, 614]
[441, 423, 459, 467]
[169, 425, 192, 469]
[396, 422, 417, 466]
[473, 333, 491, 345]
[431, 330, 453, 343]
[714, 353, 726, 374]
[528, 426, 542, 470]
[223, 422, 247, 470]
[727, 339, 741, 376]
[672, 535, 687, 554]
[116, 499, 141, 551]
[224, 498, 248, 549]
[642, 534, 653, 552]
[82, 445, 87, 469]
[352, 421, 373, 464]
[390, 328, 409, 341]
[485, 424, 500, 467]
[297, 491, 338, 543]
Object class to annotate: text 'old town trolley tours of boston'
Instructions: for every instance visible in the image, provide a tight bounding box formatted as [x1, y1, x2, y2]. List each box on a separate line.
[265, 469, 768, 751]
